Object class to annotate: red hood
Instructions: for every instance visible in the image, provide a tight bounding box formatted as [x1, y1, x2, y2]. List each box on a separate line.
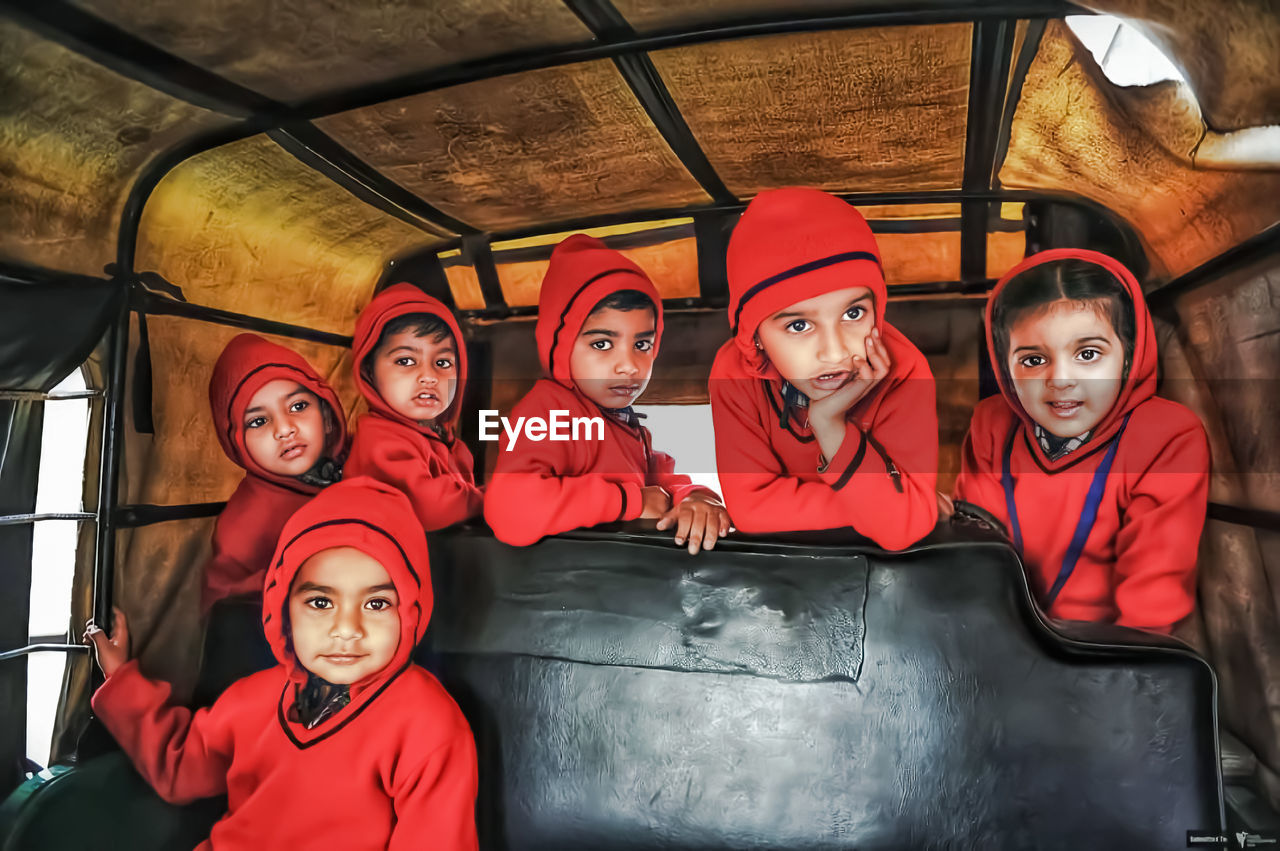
[725, 187, 887, 379]
[534, 234, 665, 388]
[353, 283, 468, 432]
[985, 248, 1157, 451]
[261, 477, 429, 744]
[208, 334, 347, 492]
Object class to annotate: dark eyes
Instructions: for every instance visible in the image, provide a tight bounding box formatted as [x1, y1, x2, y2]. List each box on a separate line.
[303, 596, 394, 611]
[590, 339, 612, 351]
[844, 306, 866, 321]
[434, 358, 453, 369]
[1018, 354, 1047, 368]
[394, 356, 415, 367]
[1077, 348, 1102, 362]
[634, 340, 653, 352]
[785, 319, 811, 334]
[289, 400, 310, 413]
[245, 416, 268, 429]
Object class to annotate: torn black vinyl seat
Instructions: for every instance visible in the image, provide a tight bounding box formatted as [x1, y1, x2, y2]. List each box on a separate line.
[421, 524, 1224, 851]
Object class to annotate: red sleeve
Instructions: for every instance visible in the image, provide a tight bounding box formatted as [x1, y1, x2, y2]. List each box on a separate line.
[648, 449, 720, 505]
[349, 428, 483, 531]
[712, 372, 938, 550]
[484, 442, 642, 546]
[90, 660, 233, 805]
[387, 721, 479, 851]
[1112, 420, 1210, 630]
[953, 397, 1008, 519]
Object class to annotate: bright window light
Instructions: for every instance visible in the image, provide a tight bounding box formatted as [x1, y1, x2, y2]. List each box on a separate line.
[1066, 15, 1185, 87]
[27, 368, 91, 770]
[633, 404, 721, 497]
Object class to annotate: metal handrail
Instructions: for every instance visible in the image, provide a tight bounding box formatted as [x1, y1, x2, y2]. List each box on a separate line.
[0, 513, 96, 526]
[0, 644, 90, 663]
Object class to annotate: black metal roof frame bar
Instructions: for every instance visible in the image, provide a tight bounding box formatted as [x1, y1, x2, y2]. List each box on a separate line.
[1, 0, 273, 116]
[134, 288, 353, 348]
[991, 18, 1047, 190]
[270, 125, 479, 237]
[960, 18, 1017, 283]
[563, 0, 736, 205]
[92, 296, 127, 636]
[462, 235, 510, 314]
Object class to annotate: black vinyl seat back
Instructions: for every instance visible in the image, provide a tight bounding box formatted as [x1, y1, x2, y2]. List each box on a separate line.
[424, 526, 1223, 851]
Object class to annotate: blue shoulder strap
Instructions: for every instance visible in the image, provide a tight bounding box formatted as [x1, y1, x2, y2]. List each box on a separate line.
[1002, 412, 1132, 610]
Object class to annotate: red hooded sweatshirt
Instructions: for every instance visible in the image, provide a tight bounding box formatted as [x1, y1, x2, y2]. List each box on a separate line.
[92, 477, 479, 851]
[484, 234, 718, 546]
[954, 249, 1209, 630]
[709, 188, 939, 550]
[344, 283, 483, 531]
[202, 334, 347, 613]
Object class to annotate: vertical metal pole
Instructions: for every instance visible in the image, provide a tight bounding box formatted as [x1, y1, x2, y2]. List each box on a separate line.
[93, 294, 129, 631]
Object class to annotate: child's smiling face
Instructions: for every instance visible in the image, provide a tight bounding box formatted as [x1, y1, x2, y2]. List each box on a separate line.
[370, 328, 457, 425]
[288, 546, 401, 685]
[569, 306, 656, 409]
[242, 379, 327, 477]
[1006, 298, 1125, 439]
[755, 286, 876, 401]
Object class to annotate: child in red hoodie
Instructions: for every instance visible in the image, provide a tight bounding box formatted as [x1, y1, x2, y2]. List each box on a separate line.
[954, 249, 1210, 631]
[484, 234, 731, 553]
[709, 187, 939, 550]
[345, 283, 483, 530]
[85, 477, 479, 851]
[203, 334, 347, 613]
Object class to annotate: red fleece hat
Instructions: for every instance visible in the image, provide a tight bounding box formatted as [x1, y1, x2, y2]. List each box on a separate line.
[352, 283, 468, 432]
[726, 188, 885, 368]
[261, 476, 429, 745]
[208, 334, 347, 491]
[986, 248, 1157, 450]
[534, 234, 664, 388]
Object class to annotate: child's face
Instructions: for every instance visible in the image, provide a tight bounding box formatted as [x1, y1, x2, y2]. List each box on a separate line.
[755, 286, 876, 401]
[1006, 299, 1125, 438]
[370, 329, 458, 424]
[288, 546, 401, 685]
[568, 306, 656, 409]
[242, 379, 327, 476]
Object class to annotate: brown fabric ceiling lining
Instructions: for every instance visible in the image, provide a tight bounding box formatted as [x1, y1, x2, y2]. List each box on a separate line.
[648, 24, 972, 196]
[877, 231, 961, 286]
[134, 134, 436, 334]
[986, 230, 1027, 280]
[1080, 0, 1280, 132]
[612, 0, 892, 33]
[316, 60, 711, 232]
[999, 21, 1280, 282]
[0, 20, 226, 277]
[70, 0, 593, 103]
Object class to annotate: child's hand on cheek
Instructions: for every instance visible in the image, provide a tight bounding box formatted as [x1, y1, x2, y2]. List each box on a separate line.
[657, 493, 732, 555]
[639, 485, 672, 520]
[83, 607, 130, 678]
[809, 327, 892, 462]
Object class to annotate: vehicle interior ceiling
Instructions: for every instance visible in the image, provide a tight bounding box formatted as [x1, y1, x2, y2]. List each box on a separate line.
[1, 0, 1278, 817]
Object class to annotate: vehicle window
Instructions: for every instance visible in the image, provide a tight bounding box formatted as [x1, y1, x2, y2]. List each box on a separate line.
[1065, 15, 1184, 87]
[26, 369, 91, 770]
[634, 404, 720, 496]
